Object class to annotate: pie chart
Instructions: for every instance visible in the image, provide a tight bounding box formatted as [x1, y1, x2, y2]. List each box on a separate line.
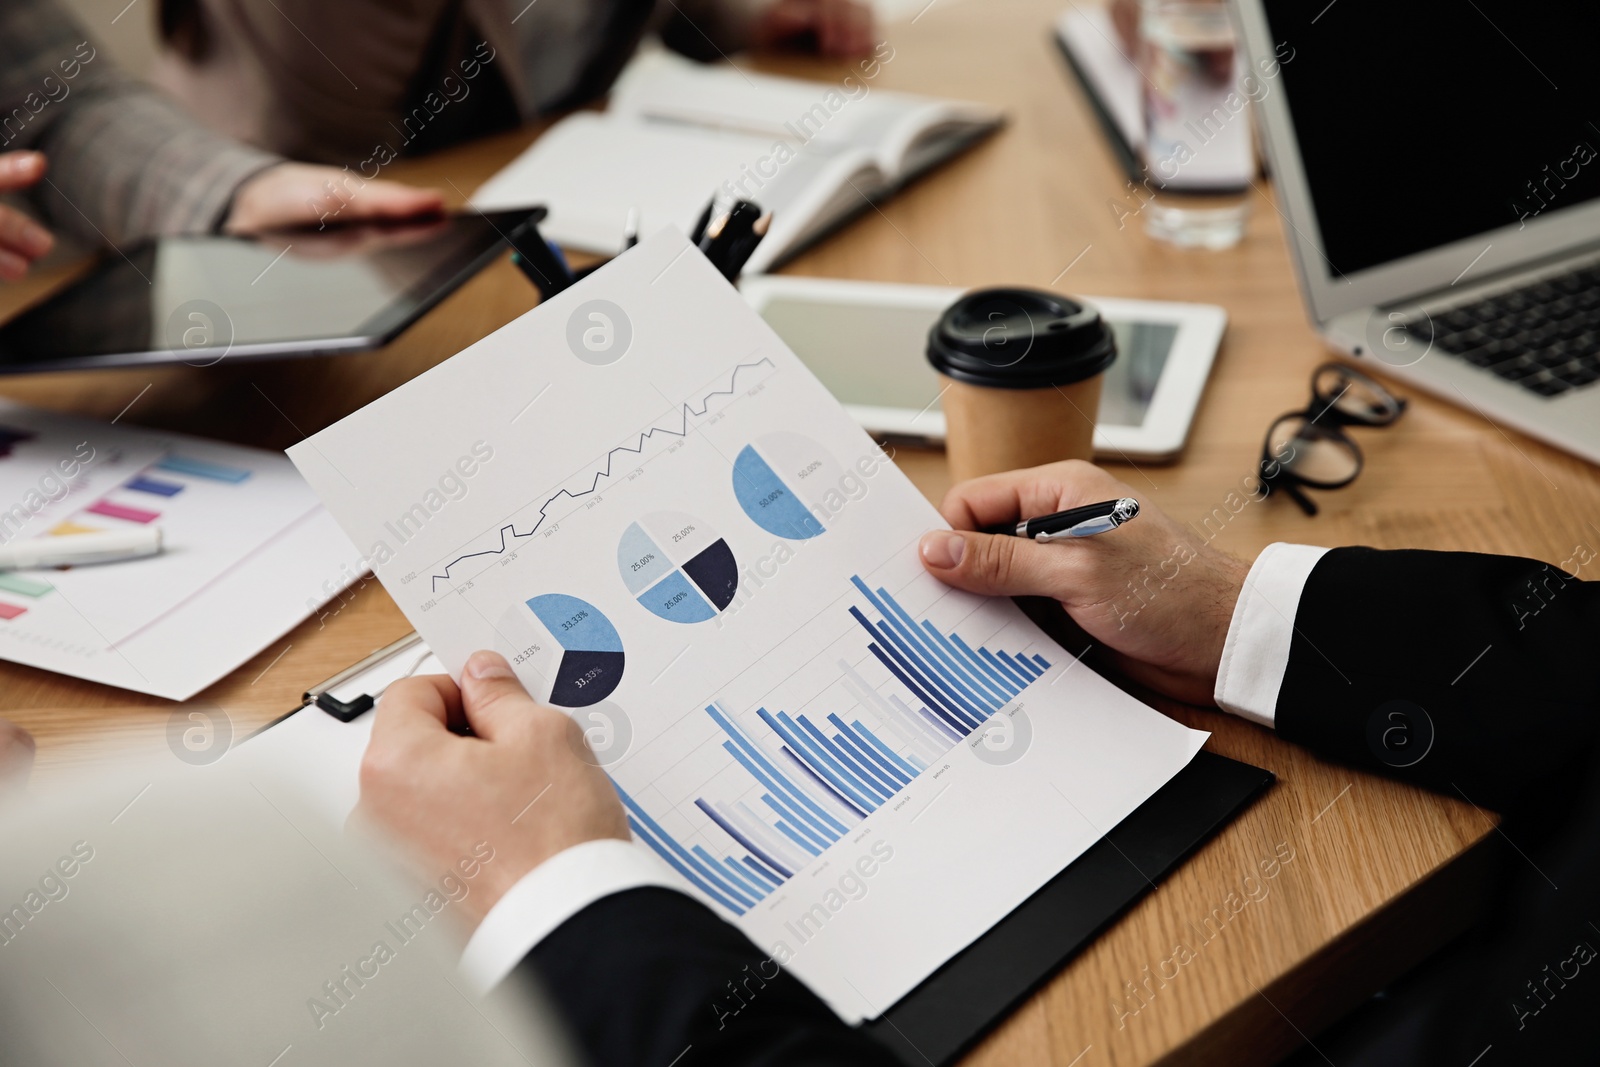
[618, 510, 738, 624]
[732, 432, 844, 540]
[525, 593, 625, 707]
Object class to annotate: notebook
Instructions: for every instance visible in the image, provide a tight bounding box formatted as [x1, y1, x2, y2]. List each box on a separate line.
[470, 50, 1004, 273]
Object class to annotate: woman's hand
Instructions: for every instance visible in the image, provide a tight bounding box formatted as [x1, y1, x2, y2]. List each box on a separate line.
[753, 0, 876, 56]
[0, 152, 55, 280]
[223, 162, 445, 235]
[918, 460, 1248, 706]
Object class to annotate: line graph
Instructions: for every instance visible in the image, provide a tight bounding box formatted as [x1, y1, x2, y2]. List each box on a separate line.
[429, 357, 776, 591]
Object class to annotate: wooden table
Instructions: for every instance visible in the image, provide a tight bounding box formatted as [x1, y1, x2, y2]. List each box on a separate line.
[3, 1, 1596, 1062]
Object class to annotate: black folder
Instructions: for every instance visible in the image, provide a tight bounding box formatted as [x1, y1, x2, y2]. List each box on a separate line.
[861, 750, 1274, 1065]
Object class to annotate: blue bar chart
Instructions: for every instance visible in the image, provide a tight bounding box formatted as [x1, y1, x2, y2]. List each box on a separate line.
[620, 573, 1051, 915]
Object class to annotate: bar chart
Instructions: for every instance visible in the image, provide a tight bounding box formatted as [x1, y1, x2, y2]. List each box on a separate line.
[0, 453, 254, 623]
[619, 572, 1051, 916]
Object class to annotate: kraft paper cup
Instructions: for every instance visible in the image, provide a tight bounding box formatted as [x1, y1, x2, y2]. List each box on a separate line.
[928, 288, 1116, 483]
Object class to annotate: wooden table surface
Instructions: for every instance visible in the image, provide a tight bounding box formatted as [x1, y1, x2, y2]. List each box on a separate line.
[4, 1, 1597, 1063]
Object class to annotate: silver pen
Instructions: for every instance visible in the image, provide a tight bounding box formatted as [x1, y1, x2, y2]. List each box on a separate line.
[988, 497, 1140, 542]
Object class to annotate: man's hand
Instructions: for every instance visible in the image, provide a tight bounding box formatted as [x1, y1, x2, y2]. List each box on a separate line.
[918, 460, 1248, 706]
[0, 717, 35, 792]
[356, 650, 629, 926]
[753, 0, 876, 56]
[223, 162, 446, 236]
[0, 152, 55, 281]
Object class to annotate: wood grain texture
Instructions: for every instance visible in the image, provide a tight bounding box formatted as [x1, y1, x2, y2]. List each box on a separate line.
[2, 1, 1594, 1061]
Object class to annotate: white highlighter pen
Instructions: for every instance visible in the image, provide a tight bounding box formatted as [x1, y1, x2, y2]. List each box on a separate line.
[0, 526, 163, 570]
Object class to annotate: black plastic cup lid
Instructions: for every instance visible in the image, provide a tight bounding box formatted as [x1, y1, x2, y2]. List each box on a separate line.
[926, 287, 1116, 389]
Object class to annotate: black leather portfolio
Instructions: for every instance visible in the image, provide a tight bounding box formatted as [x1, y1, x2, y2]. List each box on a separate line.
[861, 750, 1274, 1065]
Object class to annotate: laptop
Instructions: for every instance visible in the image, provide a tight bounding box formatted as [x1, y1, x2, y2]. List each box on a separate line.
[1232, 0, 1600, 464]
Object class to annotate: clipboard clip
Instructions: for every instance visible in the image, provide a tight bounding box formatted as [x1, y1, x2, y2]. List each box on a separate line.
[303, 632, 427, 722]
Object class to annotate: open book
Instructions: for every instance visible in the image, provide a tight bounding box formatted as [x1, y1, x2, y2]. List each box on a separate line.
[471, 50, 1004, 273]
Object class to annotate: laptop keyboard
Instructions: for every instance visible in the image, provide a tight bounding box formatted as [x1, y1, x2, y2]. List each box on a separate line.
[1406, 262, 1600, 398]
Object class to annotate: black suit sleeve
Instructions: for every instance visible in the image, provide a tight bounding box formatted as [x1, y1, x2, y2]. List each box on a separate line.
[514, 887, 901, 1067]
[1272, 546, 1600, 811]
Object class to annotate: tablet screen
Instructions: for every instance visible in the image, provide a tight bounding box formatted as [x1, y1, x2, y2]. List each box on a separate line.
[0, 209, 538, 373]
[756, 294, 1175, 429]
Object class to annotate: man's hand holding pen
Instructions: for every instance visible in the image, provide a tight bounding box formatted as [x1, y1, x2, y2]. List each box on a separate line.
[918, 460, 1248, 707]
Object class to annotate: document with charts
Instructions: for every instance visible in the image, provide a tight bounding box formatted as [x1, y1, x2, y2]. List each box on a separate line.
[0, 403, 360, 699]
[288, 229, 1208, 1023]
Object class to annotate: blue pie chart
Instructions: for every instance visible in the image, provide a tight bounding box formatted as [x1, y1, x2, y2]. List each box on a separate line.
[732, 432, 844, 540]
[525, 593, 625, 707]
[618, 511, 738, 624]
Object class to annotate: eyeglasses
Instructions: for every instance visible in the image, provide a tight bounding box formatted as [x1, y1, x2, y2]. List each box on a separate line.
[1259, 362, 1408, 516]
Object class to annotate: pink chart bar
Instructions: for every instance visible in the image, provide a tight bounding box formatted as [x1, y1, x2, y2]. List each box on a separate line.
[86, 500, 161, 524]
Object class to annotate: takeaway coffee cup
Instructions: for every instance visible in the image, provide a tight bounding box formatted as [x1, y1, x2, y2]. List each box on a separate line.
[927, 287, 1117, 482]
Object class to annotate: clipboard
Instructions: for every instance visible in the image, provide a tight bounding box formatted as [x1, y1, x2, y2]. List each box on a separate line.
[275, 637, 1272, 1063]
[861, 748, 1272, 1064]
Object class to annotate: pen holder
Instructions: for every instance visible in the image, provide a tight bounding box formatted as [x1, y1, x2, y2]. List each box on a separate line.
[928, 288, 1116, 483]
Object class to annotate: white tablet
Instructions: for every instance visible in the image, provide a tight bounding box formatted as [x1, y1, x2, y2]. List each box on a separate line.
[740, 276, 1226, 462]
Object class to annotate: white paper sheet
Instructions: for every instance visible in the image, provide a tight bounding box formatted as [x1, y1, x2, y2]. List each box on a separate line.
[0, 403, 169, 544]
[288, 229, 1207, 1022]
[0, 403, 363, 699]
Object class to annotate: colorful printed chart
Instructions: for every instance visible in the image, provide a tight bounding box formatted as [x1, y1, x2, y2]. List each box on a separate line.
[617, 510, 738, 624]
[0, 454, 253, 624]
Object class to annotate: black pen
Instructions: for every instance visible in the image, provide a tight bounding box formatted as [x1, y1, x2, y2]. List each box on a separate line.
[689, 196, 717, 244]
[700, 199, 760, 268]
[987, 498, 1140, 541]
[508, 221, 574, 300]
[720, 210, 771, 281]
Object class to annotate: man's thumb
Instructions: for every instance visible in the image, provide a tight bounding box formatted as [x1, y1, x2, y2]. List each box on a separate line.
[460, 650, 535, 738]
[918, 529, 1064, 598]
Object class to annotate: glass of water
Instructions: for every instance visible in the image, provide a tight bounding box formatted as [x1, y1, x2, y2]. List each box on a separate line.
[1138, 0, 1252, 249]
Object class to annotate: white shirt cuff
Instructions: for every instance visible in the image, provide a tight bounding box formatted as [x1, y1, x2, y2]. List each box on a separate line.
[460, 838, 684, 991]
[1214, 543, 1329, 729]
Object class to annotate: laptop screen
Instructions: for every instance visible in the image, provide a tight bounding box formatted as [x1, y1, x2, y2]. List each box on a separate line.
[1264, 1, 1600, 276]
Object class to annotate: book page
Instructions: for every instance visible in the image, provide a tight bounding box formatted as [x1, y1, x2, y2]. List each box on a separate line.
[288, 229, 1207, 1022]
[609, 50, 918, 150]
[471, 113, 776, 251]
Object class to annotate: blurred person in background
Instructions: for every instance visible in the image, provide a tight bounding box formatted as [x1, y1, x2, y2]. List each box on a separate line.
[0, 0, 447, 281]
[0, 758, 576, 1066]
[150, 0, 876, 164]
